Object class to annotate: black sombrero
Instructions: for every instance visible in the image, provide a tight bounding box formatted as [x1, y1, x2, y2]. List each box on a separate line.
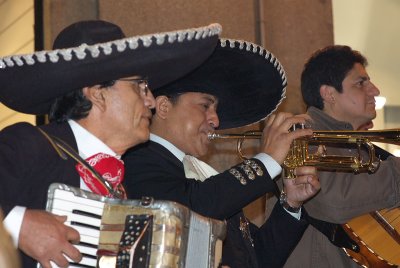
[0, 20, 221, 115]
[154, 38, 287, 129]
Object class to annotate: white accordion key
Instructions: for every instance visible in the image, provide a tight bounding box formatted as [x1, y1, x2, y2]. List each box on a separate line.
[51, 208, 102, 229]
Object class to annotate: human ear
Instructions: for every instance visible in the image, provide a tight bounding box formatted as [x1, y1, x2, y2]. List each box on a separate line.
[155, 96, 171, 119]
[83, 86, 106, 112]
[320, 85, 335, 104]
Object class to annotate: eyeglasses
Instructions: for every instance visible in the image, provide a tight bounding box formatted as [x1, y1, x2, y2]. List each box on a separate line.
[116, 78, 150, 96]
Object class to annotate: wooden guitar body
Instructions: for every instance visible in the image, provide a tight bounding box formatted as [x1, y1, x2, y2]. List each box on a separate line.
[343, 208, 400, 267]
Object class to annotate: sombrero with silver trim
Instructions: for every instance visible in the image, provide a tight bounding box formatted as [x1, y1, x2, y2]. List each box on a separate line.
[0, 20, 222, 115]
[154, 38, 287, 129]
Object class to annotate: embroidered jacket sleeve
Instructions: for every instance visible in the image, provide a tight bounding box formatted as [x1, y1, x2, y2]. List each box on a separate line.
[123, 141, 278, 220]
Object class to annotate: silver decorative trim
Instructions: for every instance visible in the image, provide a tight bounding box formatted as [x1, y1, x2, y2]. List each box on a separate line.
[59, 49, 73, 61]
[244, 159, 264, 176]
[99, 43, 112, 56]
[195, 30, 202, 40]
[269, 56, 275, 64]
[88, 46, 100, 58]
[187, 31, 195, 41]
[177, 32, 186, 42]
[229, 168, 247, 185]
[239, 164, 255, 180]
[36, 51, 47, 63]
[127, 38, 139, 49]
[155, 34, 165, 45]
[48, 50, 60, 63]
[167, 33, 177, 43]
[141, 36, 152, 47]
[4, 57, 14, 67]
[219, 39, 226, 47]
[115, 40, 127, 52]
[0, 23, 222, 69]
[75, 44, 88, 59]
[12, 55, 23, 66]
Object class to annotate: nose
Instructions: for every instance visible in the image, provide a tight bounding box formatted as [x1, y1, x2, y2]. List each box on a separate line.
[368, 81, 380, 96]
[144, 89, 156, 109]
[208, 109, 220, 129]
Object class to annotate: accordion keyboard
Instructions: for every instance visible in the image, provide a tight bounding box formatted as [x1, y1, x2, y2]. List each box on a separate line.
[47, 188, 105, 268]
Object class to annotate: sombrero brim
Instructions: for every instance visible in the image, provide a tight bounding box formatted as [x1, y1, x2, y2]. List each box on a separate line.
[154, 39, 287, 129]
[0, 23, 222, 115]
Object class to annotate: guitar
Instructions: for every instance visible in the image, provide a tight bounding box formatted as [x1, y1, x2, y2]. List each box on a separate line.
[343, 208, 400, 267]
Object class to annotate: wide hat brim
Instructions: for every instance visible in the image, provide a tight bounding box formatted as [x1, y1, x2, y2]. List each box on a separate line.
[154, 39, 287, 129]
[0, 22, 221, 115]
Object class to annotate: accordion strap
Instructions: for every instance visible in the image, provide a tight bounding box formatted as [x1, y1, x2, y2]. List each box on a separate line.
[37, 127, 124, 198]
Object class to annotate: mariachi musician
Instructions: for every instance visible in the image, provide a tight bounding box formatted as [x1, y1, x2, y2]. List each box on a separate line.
[0, 19, 221, 267]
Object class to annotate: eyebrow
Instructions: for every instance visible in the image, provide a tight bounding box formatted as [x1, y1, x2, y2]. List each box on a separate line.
[354, 74, 370, 80]
[203, 95, 218, 104]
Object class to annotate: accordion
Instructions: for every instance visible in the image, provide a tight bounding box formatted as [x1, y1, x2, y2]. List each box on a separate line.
[42, 183, 226, 268]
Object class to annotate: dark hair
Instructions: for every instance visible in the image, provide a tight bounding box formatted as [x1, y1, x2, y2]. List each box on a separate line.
[166, 92, 184, 105]
[301, 45, 367, 109]
[150, 92, 183, 116]
[48, 80, 115, 122]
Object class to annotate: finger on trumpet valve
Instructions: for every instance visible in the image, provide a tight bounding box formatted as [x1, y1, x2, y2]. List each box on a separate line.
[291, 123, 305, 131]
[290, 122, 312, 132]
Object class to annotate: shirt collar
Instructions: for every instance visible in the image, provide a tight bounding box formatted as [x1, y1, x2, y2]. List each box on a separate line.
[68, 120, 118, 159]
[150, 133, 185, 162]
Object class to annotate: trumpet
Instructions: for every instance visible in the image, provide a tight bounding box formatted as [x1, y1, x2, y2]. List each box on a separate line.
[208, 129, 400, 179]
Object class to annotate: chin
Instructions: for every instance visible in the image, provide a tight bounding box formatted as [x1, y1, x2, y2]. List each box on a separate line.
[131, 131, 150, 146]
[367, 114, 376, 122]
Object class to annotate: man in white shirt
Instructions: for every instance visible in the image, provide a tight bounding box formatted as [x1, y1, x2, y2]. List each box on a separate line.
[0, 20, 221, 267]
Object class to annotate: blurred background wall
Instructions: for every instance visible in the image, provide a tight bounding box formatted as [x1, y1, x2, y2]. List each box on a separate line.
[0, 0, 35, 129]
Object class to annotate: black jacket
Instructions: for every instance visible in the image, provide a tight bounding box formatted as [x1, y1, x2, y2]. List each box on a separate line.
[123, 141, 308, 268]
[0, 122, 80, 268]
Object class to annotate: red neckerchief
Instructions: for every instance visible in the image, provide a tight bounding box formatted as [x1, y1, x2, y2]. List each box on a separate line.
[75, 152, 126, 198]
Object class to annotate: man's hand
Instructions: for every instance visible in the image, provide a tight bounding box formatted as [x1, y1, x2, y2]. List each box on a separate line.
[261, 112, 313, 164]
[19, 209, 81, 268]
[283, 166, 321, 208]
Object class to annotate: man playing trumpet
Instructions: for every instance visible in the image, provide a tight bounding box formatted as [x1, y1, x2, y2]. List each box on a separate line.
[123, 39, 321, 268]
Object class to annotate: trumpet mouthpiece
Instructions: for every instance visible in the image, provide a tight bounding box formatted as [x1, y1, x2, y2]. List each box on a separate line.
[208, 133, 218, 140]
